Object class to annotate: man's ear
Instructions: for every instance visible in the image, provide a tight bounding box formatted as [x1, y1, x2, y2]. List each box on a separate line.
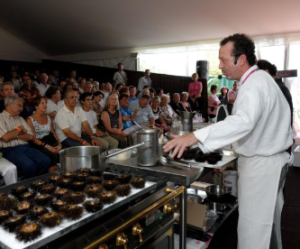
[238, 54, 247, 66]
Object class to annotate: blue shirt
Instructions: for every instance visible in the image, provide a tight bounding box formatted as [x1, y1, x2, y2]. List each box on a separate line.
[129, 97, 139, 102]
[119, 106, 133, 130]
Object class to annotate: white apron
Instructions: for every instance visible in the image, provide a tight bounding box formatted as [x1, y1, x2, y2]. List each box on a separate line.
[237, 152, 289, 249]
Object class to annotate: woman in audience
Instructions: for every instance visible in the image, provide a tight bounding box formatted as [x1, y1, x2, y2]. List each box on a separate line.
[208, 85, 220, 120]
[119, 86, 130, 96]
[27, 96, 61, 173]
[92, 91, 104, 120]
[170, 93, 181, 115]
[219, 87, 229, 105]
[101, 93, 129, 148]
[188, 73, 202, 111]
[78, 78, 86, 94]
[45, 86, 61, 119]
[156, 88, 164, 97]
[151, 96, 170, 132]
[80, 93, 118, 150]
[115, 83, 125, 93]
[180, 92, 192, 112]
[160, 95, 174, 125]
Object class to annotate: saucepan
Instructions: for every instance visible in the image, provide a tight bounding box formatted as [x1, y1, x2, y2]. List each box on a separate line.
[207, 202, 227, 215]
[59, 143, 145, 172]
[205, 185, 232, 203]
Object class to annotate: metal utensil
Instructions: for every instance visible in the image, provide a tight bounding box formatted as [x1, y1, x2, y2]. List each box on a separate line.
[105, 142, 145, 159]
[158, 156, 185, 170]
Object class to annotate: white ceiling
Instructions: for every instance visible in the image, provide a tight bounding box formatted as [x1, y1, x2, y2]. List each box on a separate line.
[0, 0, 299, 56]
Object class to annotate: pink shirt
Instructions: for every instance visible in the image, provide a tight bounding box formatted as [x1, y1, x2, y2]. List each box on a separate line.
[188, 81, 202, 98]
[208, 94, 220, 115]
[228, 90, 238, 102]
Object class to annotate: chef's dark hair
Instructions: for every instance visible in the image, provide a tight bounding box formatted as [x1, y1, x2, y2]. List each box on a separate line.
[256, 59, 277, 77]
[220, 34, 256, 66]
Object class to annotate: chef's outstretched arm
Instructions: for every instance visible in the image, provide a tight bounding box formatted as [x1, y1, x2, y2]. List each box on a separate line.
[163, 133, 199, 158]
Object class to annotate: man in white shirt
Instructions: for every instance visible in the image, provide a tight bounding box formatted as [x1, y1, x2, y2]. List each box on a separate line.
[45, 86, 61, 119]
[113, 63, 127, 85]
[164, 34, 293, 249]
[55, 90, 101, 148]
[137, 69, 152, 92]
[100, 82, 112, 107]
[36, 73, 50, 96]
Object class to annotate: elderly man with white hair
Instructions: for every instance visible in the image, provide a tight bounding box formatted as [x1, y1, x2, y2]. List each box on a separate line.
[36, 73, 50, 96]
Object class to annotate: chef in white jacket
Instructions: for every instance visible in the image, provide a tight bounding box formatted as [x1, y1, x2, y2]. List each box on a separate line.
[164, 33, 293, 249]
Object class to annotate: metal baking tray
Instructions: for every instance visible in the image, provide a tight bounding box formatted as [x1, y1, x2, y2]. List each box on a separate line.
[0, 173, 157, 249]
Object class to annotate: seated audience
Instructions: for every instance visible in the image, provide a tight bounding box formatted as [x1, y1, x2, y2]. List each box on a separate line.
[156, 88, 164, 97]
[78, 78, 86, 94]
[80, 93, 118, 150]
[119, 86, 130, 96]
[149, 88, 156, 105]
[180, 92, 192, 112]
[160, 94, 174, 125]
[36, 73, 50, 96]
[100, 82, 112, 107]
[219, 87, 229, 105]
[92, 91, 104, 120]
[45, 86, 61, 119]
[0, 158, 17, 185]
[83, 81, 93, 93]
[101, 93, 130, 148]
[115, 83, 125, 93]
[129, 94, 155, 129]
[55, 90, 101, 148]
[10, 70, 22, 93]
[50, 70, 60, 86]
[119, 94, 138, 130]
[170, 93, 181, 115]
[0, 82, 15, 112]
[208, 85, 220, 120]
[92, 81, 100, 92]
[0, 96, 51, 179]
[58, 79, 67, 92]
[27, 97, 61, 172]
[129, 86, 138, 102]
[151, 96, 170, 132]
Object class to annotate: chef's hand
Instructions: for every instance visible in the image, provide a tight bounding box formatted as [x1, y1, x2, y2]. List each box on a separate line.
[163, 133, 199, 159]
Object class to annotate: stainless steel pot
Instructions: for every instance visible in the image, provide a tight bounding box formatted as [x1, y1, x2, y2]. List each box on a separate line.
[205, 185, 232, 202]
[179, 111, 196, 132]
[207, 202, 226, 214]
[137, 129, 160, 166]
[59, 143, 144, 172]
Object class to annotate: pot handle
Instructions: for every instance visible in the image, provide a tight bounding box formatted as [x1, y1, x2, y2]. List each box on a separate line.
[105, 142, 145, 159]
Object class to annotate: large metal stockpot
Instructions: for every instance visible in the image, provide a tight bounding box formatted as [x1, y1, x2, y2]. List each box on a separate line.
[137, 129, 160, 166]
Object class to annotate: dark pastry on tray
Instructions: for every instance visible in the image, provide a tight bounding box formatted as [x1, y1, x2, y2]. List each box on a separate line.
[60, 205, 83, 220]
[72, 181, 86, 191]
[103, 180, 118, 191]
[29, 206, 48, 220]
[115, 184, 131, 196]
[55, 188, 70, 199]
[74, 172, 89, 182]
[51, 200, 67, 212]
[84, 184, 102, 198]
[84, 199, 103, 213]
[11, 185, 28, 196]
[16, 201, 32, 214]
[35, 194, 53, 206]
[16, 222, 42, 242]
[39, 212, 62, 227]
[99, 192, 117, 204]
[31, 180, 45, 191]
[87, 176, 102, 184]
[62, 171, 76, 178]
[77, 168, 91, 175]
[209, 152, 223, 161]
[62, 191, 85, 205]
[57, 178, 72, 188]
[102, 173, 117, 181]
[195, 154, 206, 163]
[3, 215, 25, 233]
[116, 174, 131, 184]
[40, 184, 56, 194]
[206, 157, 218, 165]
[19, 191, 36, 201]
[131, 177, 145, 188]
[49, 175, 62, 185]
[0, 210, 10, 224]
[0, 196, 18, 211]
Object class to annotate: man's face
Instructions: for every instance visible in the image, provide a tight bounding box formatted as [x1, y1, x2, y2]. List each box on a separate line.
[139, 98, 149, 108]
[173, 94, 180, 103]
[130, 87, 136, 96]
[106, 83, 112, 92]
[9, 99, 23, 116]
[53, 90, 62, 102]
[82, 96, 93, 109]
[84, 83, 92, 93]
[219, 42, 239, 80]
[2, 84, 15, 98]
[70, 71, 76, 78]
[145, 71, 150, 77]
[65, 91, 78, 108]
[119, 97, 129, 108]
[22, 76, 32, 88]
[41, 74, 48, 84]
[118, 64, 124, 71]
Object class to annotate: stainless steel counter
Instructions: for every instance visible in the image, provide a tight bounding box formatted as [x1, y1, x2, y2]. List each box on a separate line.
[106, 156, 211, 187]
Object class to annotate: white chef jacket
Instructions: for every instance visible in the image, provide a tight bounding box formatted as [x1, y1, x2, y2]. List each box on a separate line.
[194, 65, 293, 156]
